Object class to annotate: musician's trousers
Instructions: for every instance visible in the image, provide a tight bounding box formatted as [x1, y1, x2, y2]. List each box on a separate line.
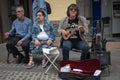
[62, 40, 89, 60]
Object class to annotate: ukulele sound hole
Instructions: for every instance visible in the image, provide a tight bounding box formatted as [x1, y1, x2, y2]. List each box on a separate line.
[69, 31, 71, 33]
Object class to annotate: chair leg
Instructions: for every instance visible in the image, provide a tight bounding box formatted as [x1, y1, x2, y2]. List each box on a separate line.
[44, 54, 59, 74]
[7, 52, 10, 63]
[42, 47, 60, 74]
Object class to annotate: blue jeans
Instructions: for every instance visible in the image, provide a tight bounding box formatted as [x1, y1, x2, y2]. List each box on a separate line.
[62, 39, 89, 60]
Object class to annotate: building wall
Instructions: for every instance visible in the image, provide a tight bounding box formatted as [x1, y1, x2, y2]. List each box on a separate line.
[0, 0, 3, 43]
[0, 0, 119, 43]
[47, 0, 76, 21]
[1, 0, 10, 32]
[0, 0, 10, 42]
[112, 0, 120, 36]
[28, 0, 33, 20]
[77, 0, 119, 37]
[77, 0, 91, 18]
[101, 0, 112, 37]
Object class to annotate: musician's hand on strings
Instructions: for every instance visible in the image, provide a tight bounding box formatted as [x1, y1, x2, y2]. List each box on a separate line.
[78, 25, 85, 33]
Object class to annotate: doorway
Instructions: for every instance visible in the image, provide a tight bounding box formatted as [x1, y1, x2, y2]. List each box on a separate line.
[0, 7, 3, 43]
[7, 0, 30, 27]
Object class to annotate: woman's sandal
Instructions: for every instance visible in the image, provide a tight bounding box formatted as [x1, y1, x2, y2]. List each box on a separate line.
[25, 62, 34, 69]
[42, 59, 46, 68]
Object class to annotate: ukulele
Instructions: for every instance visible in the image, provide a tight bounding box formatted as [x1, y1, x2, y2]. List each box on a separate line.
[62, 27, 78, 40]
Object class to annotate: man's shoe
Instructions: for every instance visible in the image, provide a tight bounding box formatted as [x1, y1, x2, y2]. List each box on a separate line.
[17, 54, 24, 63]
[22, 58, 29, 64]
[17, 57, 23, 63]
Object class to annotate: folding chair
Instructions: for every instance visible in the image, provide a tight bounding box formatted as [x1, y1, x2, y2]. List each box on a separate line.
[42, 47, 60, 74]
[7, 46, 23, 63]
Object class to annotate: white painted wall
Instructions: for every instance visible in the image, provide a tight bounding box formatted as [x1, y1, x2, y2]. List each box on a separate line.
[47, 0, 76, 21]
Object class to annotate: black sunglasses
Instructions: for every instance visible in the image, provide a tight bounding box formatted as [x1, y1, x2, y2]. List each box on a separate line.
[70, 8, 77, 11]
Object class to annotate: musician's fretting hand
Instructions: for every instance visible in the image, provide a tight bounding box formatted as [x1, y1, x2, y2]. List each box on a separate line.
[78, 25, 85, 33]
[61, 29, 68, 35]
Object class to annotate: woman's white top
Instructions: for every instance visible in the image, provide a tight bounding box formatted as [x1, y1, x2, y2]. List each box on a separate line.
[37, 24, 49, 40]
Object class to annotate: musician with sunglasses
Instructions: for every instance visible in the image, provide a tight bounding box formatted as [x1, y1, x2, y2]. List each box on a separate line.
[58, 4, 90, 60]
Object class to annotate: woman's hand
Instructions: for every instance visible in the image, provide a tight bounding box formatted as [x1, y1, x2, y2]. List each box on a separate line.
[47, 39, 53, 45]
[34, 39, 41, 46]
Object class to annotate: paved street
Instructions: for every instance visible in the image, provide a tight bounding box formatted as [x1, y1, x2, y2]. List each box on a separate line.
[0, 39, 120, 80]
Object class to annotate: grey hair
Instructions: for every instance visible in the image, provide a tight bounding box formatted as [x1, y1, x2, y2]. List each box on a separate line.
[16, 5, 24, 12]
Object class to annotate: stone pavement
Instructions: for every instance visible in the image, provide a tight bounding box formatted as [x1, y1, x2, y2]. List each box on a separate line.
[0, 44, 62, 80]
[0, 39, 120, 80]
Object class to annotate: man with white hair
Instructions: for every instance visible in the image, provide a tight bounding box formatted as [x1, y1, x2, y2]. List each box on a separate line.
[4, 5, 32, 63]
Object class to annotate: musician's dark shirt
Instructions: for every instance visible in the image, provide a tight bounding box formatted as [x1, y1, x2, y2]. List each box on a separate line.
[66, 18, 80, 40]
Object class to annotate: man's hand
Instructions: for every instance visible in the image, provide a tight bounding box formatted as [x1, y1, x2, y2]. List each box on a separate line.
[4, 32, 9, 39]
[34, 39, 41, 46]
[17, 40, 22, 46]
[78, 25, 85, 33]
